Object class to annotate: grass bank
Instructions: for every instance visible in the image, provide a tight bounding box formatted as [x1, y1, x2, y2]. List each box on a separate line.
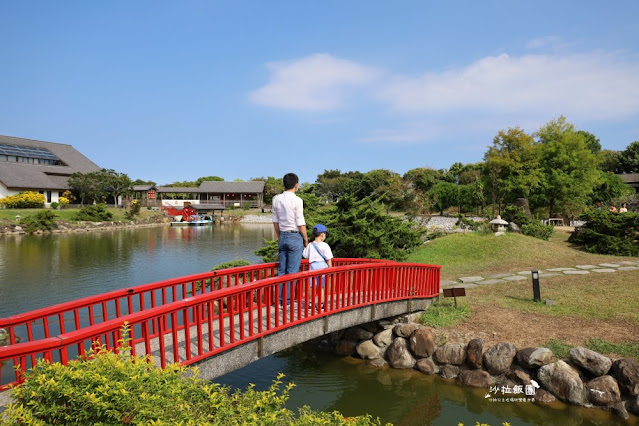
[0, 207, 161, 223]
[407, 229, 632, 280]
[410, 230, 639, 359]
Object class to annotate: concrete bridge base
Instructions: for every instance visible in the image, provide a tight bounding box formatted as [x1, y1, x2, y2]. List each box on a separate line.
[193, 298, 433, 381]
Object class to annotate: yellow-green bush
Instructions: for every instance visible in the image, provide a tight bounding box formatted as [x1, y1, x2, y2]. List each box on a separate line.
[58, 196, 70, 208]
[0, 191, 45, 208]
[2, 327, 380, 425]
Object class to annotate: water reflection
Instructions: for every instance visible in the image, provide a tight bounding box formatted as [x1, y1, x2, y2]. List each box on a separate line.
[2, 225, 636, 425]
[0, 224, 273, 317]
[216, 346, 635, 426]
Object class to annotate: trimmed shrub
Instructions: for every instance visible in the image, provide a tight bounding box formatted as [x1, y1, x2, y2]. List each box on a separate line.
[211, 259, 252, 271]
[19, 211, 58, 233]
[3, 327, 380, 425]
[521, 221, 554, 241]
[124, 199, 141, 220]
[74, 204, 113, 221]
[58, 196, 70, 208]
[569, 209, 639, 255]
[0, 191, 45, 208]
[502, 205, 532, 227]
[50, 202, 59, 209]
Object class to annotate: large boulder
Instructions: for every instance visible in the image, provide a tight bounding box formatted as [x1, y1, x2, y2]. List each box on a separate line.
[356, 340, 381, 360]
[586, 375, 621, 406]
[611, 358, 639, 396]
[537, 360, 587, 405]
[344, 326, 374, 342]
[439, 365, 460, 380]
[415, 357, 439, 375]
[370, 358, 387, 368]
[516, 347, 553, 369]
[508, 222, 521, 233]
[409, 328, 437, 358]
[483, 342, 517, 375]
[535, 389, 557, 403]
[335, 340, 357, 356]
[393, 323, 422, 338]
[466, 338, 484, 369]
[569, 347, 612, 376]
[458, 370, 495, 388]
[507, 365, 533, 386]
[386, 337, 416, 369]
[628, 395, 639, 415]
[373, 329, 393, 348]
[434, 343, 467, 366]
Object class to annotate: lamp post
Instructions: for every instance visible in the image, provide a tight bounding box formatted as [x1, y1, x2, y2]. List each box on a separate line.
[531, 270, 541, 302]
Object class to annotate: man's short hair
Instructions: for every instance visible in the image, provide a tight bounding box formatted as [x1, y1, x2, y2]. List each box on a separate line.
[283, 173, 299, 190]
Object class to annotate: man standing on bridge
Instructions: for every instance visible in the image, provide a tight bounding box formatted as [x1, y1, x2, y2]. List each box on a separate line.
[272, 172, 308, 305]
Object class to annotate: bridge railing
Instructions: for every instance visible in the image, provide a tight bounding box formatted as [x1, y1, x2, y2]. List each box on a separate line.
[0, 258, 387, 349]
[0, 261, 439, 390]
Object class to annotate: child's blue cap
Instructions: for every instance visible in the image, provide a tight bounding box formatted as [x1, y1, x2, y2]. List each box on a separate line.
[313, 224, 328, 235]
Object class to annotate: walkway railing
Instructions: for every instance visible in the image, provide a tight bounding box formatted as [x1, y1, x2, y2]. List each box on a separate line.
[0, 259, 440, 390]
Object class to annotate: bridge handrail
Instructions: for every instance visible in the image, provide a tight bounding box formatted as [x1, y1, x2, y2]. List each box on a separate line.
[0, 258, 388, 346]
[0, 261, 440, 390]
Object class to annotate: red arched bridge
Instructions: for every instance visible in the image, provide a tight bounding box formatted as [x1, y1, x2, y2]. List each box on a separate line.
[0, 259, 440, 391]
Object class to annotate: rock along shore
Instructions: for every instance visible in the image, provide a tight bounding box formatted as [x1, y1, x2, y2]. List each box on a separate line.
[317, 313, 639, 419]
[0, 216, 170, 236]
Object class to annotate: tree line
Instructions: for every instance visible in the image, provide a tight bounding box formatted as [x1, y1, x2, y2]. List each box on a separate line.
[307, 116, 638, 218]
[67, 116, 638, 218]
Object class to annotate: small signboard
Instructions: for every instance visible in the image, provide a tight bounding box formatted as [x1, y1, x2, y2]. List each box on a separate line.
[443, 287, 466, 308]
[147, 190, 156, 200]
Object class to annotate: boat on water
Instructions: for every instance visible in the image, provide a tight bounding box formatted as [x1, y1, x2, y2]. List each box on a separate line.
[170, 215, 213, 226]
[164, 206, 214, 226]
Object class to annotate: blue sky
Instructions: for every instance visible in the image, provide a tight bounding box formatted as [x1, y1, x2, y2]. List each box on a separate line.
[2, 1, 639, 185]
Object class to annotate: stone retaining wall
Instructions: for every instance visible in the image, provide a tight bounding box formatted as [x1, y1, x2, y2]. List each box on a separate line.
[320, 314, 639, 419]
[0, 217, 170, 235]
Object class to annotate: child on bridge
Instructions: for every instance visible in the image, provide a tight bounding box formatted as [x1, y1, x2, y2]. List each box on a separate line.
[303, 224, 333, 309]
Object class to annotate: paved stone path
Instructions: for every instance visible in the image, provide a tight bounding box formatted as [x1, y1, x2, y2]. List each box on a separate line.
[441, 260, 639, 291]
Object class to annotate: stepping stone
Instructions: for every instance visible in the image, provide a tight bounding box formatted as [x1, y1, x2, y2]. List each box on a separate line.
[547, 267, 577, 272]
[517, 271, 536, 275]
[575, 265, 597, 269]
[618, 266, 639, 271]
[563, 270, 590, 275]
[538, 273, 562, 278]
[598, 263, 621, 268]
[455, 283, 478, 289]
[459, 276, 484, 283]
[618, 261, 639, 265]
[486, 273, 513, 278]
[441, 280, 458, 286]
[592, 269, 616, 273]
[478, 279, 505, 285]
[503, 275, 527, 281]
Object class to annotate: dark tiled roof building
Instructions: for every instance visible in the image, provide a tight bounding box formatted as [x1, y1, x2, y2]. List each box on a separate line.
[0, 135, 101, 203]
[133, 181, 266, 209]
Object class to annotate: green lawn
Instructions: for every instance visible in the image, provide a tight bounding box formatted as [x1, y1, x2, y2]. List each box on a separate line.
[407, 230, 636, 280]
[410, 229, 639, 359]
[469, 270, 639, 323]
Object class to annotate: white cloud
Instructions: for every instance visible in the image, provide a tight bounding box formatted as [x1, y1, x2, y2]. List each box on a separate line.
[377, 51, 639, 121]
[249, 53, 379, 111]
[359, 121, 447, 144]
[526, 36, 562, 49]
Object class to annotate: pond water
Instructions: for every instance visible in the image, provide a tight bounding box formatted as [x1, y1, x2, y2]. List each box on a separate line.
[0, 225, 632, 425]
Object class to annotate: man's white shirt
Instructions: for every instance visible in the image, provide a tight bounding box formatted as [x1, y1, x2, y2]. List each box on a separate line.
[272, 191, 305, 232]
